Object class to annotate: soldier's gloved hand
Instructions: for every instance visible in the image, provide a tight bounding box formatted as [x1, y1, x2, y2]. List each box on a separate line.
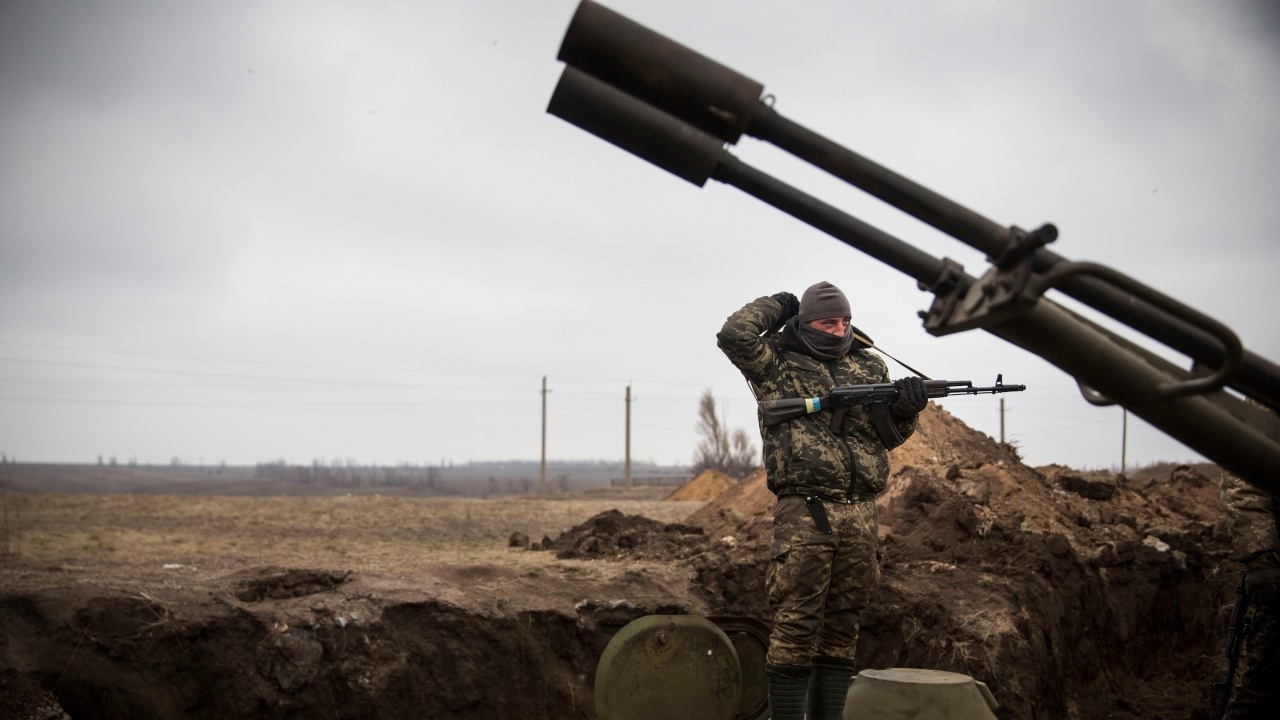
[771, 292, 800, 321]
[890, 377, 929, 420]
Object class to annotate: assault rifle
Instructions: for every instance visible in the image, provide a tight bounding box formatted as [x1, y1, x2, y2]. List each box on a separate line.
[1212, 571, 1251, 718]
[759, 376, 1025, 448]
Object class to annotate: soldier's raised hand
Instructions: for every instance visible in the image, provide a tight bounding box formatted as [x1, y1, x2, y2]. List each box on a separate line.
[771, 291, 800, 321]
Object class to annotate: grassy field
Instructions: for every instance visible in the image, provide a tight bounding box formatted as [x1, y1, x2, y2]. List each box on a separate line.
[3, 489, 706, 576]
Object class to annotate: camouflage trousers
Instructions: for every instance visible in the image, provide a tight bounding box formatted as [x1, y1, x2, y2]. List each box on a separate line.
[765, 494, 880, 668]
[1225, 568, 1280, 720]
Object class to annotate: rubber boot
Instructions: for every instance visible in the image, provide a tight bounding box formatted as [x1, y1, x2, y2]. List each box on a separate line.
[765, 664, 810, 720]
[807, 656, 856, 720]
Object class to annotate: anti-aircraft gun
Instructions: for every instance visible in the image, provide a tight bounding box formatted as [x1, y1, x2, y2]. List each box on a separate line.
[545, 3, 1280, 718]
[546, 0, 1280, 500]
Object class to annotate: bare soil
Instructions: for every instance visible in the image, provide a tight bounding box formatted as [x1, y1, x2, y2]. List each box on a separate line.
[0, 406, 1237, 719]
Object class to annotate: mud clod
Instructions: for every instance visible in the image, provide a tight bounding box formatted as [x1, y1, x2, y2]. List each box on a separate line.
[1057, 469, 1119, 500]
[256, 626, 324, 691]
[235, 569, 353, 602]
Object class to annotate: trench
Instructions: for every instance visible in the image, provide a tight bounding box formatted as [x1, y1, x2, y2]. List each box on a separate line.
[0, 567, 697, 720]
[1, 552, 1226, 720]
[858, 529, 1229, 719]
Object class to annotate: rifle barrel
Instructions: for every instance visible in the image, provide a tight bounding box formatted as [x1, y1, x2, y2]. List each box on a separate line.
[955, 384, 1026, 395]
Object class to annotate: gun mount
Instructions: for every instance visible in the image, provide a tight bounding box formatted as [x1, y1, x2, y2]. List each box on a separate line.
[546, 0, 1280, 496]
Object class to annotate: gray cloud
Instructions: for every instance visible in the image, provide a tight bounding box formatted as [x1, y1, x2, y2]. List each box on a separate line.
[1, 0, 1276, 469]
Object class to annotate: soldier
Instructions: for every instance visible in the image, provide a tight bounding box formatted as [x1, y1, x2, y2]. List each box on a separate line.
[1219, 462, 1280, 719]
[716, 281, 928, 720]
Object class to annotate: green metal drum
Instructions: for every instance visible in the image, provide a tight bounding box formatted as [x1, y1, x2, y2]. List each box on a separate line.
[845, 668, 1000, 720]
[594, 615, 742, 720]
[708, 616, 770, 720]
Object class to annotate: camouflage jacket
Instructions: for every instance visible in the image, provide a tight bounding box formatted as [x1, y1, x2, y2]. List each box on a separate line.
[716, 295, 917, 503]
[1220, 471, 1280, 571]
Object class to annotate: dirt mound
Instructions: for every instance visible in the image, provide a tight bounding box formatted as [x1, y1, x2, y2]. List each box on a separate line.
[234, 568, 353, 602]
[541, 404, 1234, 719]
[0, 667, 70, 719]
[684, 467, 774, 536]
[540, 508, 706, 561]
[664, 468, 737, 502]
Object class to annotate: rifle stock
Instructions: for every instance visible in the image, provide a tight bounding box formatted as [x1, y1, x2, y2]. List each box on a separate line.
[759, 395, 831, 427]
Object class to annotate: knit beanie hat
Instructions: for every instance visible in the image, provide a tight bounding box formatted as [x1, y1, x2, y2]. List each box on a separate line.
[798, 281, 851, 323]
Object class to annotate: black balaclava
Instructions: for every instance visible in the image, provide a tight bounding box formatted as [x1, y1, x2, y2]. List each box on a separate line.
[786, 281, 857, 361]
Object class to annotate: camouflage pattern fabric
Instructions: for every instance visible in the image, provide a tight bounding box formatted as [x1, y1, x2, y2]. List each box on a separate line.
[765, 495, 879, 667]
[1224, 568, 1280, 720]
[1220, 468, 1280, 719]
[1220, 471, 1280, 571]
[716, 295, 917, 502]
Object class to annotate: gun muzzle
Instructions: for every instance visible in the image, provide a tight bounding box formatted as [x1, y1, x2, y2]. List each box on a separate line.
[557, 0, 763, 143]
[548, 66, 724, 187]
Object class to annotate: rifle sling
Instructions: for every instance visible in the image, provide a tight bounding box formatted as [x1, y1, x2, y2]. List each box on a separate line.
[853, 332, 932, 380]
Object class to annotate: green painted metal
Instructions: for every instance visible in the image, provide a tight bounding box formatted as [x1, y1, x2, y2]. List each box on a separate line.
[709, 616, 770, 720]
[844, 668, 1000, 720]
[595, 615, 742, 720]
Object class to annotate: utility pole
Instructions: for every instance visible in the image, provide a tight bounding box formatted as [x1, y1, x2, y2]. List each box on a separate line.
[625, 384, 633, 489]
[540, 375, 549, 496]
[1121, 407, 1128, 475]
[999, 398, 1006, 444]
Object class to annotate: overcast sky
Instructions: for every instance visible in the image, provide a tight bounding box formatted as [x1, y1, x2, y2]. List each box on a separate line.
[2, 0, 1278, 470]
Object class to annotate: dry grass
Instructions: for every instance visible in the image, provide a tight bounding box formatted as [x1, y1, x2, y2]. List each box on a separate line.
[8, 492, 706, 575]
